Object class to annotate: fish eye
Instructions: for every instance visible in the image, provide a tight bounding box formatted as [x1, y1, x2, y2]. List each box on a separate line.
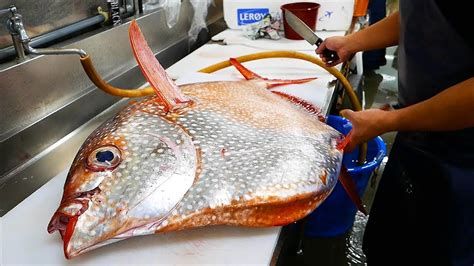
[86, 145, 121, 171]
[96, 150, 114, 162]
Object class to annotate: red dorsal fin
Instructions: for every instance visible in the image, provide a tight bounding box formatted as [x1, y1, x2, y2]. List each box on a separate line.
[129, 20, 191, 112]
[229, 58, 317, 89]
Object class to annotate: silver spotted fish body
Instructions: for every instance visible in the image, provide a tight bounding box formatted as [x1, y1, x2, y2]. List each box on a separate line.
[48, 80, 343, 258]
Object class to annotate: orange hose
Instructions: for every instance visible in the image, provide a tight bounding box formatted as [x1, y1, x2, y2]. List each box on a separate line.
[80, 51, 361, 111]
[80, 55, 154, 97]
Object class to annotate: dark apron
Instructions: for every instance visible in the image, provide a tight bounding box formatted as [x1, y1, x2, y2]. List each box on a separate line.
[362, 1, 474, 265]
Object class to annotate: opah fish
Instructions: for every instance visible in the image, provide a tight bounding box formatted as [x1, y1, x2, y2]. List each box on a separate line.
[48, 20, 355, 259]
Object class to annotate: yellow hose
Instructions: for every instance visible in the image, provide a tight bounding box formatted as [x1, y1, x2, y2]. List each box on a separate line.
[81, 51, 361, 111]
[81, 55, 154, 97]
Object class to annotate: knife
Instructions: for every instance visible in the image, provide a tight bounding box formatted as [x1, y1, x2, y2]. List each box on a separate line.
[284, 10, 339, 62]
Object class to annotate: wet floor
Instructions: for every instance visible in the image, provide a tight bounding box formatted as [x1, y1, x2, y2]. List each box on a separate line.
[278, 46, 399, 266]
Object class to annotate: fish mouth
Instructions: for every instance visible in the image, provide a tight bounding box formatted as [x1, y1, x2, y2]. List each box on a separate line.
[48, 187, 100, 259]
[47, 199, 89, 259]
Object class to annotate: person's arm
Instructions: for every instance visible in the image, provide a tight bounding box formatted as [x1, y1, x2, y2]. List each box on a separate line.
[316, 11, 400, 66]
[341, 77, 474, 151]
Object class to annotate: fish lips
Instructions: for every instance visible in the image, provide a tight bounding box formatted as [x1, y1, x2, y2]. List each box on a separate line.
[48, 197, 92, 259]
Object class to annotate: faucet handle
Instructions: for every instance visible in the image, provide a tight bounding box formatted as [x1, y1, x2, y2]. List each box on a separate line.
[0, 5, 14, 16]
[0, 9, 10, 16]
[0, 5, 18, 17]
[5, 5, 30, 43]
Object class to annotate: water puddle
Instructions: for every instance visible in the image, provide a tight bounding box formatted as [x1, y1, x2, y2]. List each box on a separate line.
[346, 211, 368, 265]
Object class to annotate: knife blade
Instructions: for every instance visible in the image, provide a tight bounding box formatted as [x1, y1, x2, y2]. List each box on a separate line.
[284, 10, 339, 62]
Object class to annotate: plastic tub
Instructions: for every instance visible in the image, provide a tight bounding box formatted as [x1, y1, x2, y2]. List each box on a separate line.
[281, 2, 320, 40]
[304, 115, 386, 237]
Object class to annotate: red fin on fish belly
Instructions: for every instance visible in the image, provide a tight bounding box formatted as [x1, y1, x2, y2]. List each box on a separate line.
[228, 58, 317, 89]
[334, 131, 367, 214]
[336, 131, 352, 151]
[129, 20, 191, 111]
[338, 166, 368, 215]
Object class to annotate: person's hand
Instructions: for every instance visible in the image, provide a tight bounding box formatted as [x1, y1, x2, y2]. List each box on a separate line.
[316, 36, 355, 67]
[340, 108, 392, 151]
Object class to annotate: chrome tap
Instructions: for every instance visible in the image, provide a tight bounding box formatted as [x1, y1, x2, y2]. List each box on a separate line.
[1, 5, 87, 60]
[4, 5, 27, 59]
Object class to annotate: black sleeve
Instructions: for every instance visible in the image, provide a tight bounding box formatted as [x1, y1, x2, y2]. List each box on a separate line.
[435, 0, 474, 49]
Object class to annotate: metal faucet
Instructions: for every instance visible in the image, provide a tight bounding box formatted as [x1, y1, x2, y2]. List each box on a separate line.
[3, 5, 27, 59]
[1, 5, 87, 60]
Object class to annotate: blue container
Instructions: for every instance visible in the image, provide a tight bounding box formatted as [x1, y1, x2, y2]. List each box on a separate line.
[304, 115, 387, 237]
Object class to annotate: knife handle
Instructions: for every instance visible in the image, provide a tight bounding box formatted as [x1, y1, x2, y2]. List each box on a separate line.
[315, 39, 339, 62]
[323, 49, 339, 62]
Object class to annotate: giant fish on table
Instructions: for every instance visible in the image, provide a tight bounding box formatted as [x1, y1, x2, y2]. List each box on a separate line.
[47, 20, 358, 259]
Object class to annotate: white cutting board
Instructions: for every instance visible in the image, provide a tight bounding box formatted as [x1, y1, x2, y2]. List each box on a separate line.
[167, 43, 343, 80]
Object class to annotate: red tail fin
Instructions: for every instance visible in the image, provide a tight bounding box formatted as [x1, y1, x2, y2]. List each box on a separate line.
[229, 58, 317, 89]
[129, 20, 191, 111]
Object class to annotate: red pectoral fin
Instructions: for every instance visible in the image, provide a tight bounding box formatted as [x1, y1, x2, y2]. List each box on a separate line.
[337, 130, 353, 151]
[339, 166, 367, 215]
[129, 20, 191, 111]
[229, 58, 317, 89]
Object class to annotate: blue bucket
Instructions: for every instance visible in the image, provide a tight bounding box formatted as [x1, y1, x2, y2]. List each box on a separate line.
[304, 115, 387, 237]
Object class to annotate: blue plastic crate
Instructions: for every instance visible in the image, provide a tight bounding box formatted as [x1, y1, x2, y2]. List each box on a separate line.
[304, 115, 387, 237]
